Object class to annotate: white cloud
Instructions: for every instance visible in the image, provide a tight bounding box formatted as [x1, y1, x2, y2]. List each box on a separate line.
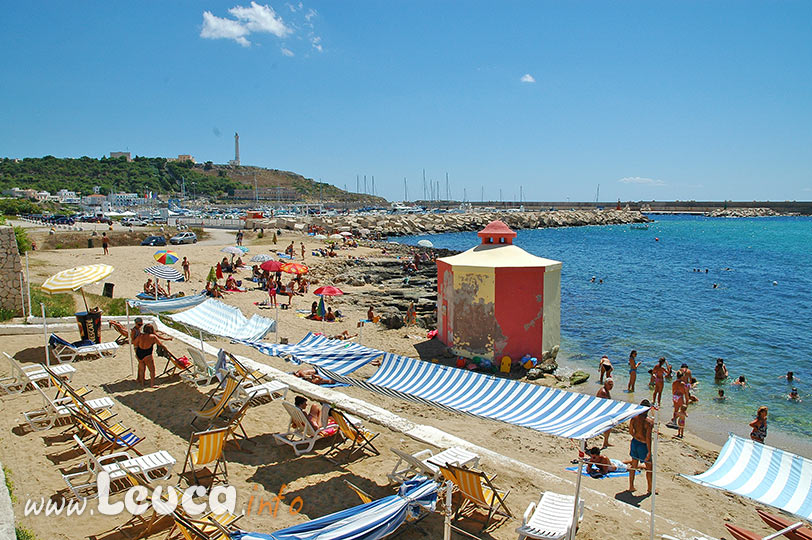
[311, 35, 323, 52]
[200, 2, 291, 47]
[281, 47, 294, 57]
[305, 8, 317, 21]
[618, 176, 666, 186]
[520, 73, 536, 83]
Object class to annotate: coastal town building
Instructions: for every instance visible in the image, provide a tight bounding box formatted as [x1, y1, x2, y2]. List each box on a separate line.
[436, 220, 561, 363]
[56, 189, 81, 204]
[107, 192, 139, 207]
[81, 193, 110, 213]
[168, 154, 195, 163]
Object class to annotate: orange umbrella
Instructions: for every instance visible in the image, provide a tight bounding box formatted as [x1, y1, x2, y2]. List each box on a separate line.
[280, 262, 309, 275]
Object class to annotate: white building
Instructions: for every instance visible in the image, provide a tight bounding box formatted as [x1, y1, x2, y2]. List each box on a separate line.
[81, 194, 110, 214]
[107, 192, 139, 207]
[56, 189, 81, 204]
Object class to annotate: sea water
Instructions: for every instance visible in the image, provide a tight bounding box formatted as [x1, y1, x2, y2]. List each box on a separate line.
[398, 215, 812, 454]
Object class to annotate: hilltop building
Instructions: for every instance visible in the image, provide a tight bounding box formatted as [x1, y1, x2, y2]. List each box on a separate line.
[109, 151, 132, 162]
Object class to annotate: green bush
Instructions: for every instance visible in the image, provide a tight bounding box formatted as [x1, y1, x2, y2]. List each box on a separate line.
[31, 287, 75, 317]
[0, 307, 16, 321]
[16, 526, 39, 540]
[3, 465, 15, 503]
[0, 198, 40, 216]
[14, 226, 31, 254]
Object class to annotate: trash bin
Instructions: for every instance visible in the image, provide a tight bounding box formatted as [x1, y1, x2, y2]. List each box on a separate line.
[75, 309, 102, 344]
[87, 238, 93, 248]
[102, 283, 114, 298]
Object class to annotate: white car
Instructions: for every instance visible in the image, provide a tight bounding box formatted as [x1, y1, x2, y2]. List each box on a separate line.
[169, 231, 197, 244]
[122, 218, 148, 227]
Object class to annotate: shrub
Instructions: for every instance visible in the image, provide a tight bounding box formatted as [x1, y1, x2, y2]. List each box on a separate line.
[13, 226, 31, 254]
[0, 307, 16, 321]
[31, 287, 75, 317]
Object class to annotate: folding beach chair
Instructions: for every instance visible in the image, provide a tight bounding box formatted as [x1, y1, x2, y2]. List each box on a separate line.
[48, 333, 119, 363]
[223, 402, 252, 450]
[181, 347, 217, 387]
[440, 463, 512, 531]
[168, 504, 242, 540]
[191, 374, 243, 429]
[181, 427, 230, 487]
[326, 408, 380, 462]
[516, 491, 583, 540]
[344, 479, 373, 504]
[63, 434, 175, 501]
[388, 446, 481, 484]
[22, 380, 114, 431]
[273, 400, 338, 456]
[157, 345, 193, 378]
[1, 352, 76, 395]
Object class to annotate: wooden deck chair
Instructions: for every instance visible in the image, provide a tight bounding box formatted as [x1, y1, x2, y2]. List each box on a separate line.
[388, 446, 481, 484]
[42, 365, 91, 400]
[181, 427, 230, 486]
[91, 417, 145, 455]
[224, 402, 252, 450]
[326, 408, 380, 462]
[181, 347, 216, 387]
[22, 380, 114, 431]
[219, 350, 288, 405]
[108, 320, 130, 345]
[222, 350, 266, 384]
[48, 333, 119, 363]
[1, 352, 76, 395]
[516, 491, 583, 540]
[273, 401, 338, 456]
[440, 463, 512, 531]
[191, 375, 243, 429]
[63, 434, 175, 501]
[169, 505, 242, 540]
[344, 479, 373, 504]
[157, 345, 193, 378]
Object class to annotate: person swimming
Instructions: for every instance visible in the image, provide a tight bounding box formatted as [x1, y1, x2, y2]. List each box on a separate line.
[732, 375, 747, 387]
[714, 389, 726, 402]
[789, 388, 800, 401]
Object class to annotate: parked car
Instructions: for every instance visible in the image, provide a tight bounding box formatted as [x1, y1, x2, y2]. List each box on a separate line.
[169, 231, 197, 245]
[122, 217, 148, 227]
[141, 235, 167, 246]
[53, 216, 75, 225]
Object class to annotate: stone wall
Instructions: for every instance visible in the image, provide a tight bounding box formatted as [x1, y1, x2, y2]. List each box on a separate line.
[0, 227, 27, 317]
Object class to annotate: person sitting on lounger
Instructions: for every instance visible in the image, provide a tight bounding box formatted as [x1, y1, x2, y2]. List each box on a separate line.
[293, 367, 334, 386]
[332, 330, 357, 340]
[144, 278, 156, 296]
[586, 446, 618, 478]
[294, 395, 332, 430]
[324, 307, 336, 321]
[234, 256, 245, 268]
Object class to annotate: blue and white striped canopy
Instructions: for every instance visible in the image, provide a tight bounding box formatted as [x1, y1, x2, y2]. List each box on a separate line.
[682, 434, 812, 521]
[127, 293, 208, 313]
[230, 478, 437, 540]
[245, 332, 383, 376]
[169, 299, 275, 342]
[143, 265, 184, 282]
[321, 353, 649, 440]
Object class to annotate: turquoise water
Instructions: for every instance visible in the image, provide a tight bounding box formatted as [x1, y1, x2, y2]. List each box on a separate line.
[398, 215, 812, 450]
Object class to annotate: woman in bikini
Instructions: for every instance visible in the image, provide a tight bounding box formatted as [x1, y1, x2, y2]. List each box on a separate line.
[133, 323, 165, 387]
[651, 357, 668, 407]
[598, 355, 613, 384]
[627, 350, 641, 392]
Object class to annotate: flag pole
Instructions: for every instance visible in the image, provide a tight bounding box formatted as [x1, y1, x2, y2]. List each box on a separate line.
[41, 303, 50, 367]
[25, 252, 32, 320]
[650, 405, 660, 540]
[126, 302, 134, 378]
[568, 439, 585, 540]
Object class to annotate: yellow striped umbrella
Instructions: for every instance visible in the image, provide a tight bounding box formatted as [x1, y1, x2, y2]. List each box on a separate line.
[41, 264, 114, 311]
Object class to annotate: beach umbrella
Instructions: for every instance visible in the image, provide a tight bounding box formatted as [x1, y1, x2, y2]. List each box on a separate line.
[280, 262, 308, 275]
[359, 228, 371, 235]
[221, 246, 243, 256]
[417, 239, 434, 248]
[236, 246, 249, 253]
[329, 233, 343, 240]
[153, 249, 179, 265]
[339, 231, 353, 237]
[144, 265, 184, 282]
[313, 234, 327, 240]
[206, 266, 217, 283]
[313, 286, 344, 296]
[260, 260, 284, 273]
[250, 254, 273, 263]
[41, 264, 114, 311]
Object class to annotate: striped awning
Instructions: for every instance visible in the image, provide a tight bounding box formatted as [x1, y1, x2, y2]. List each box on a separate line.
[169, 299, 275, 342]
[245, 332, 383, 376]
[682, 434, 812, 520]
[144, 265, 184, 282]
[321, 353, 648, 440]
[127, 293, 208, 313]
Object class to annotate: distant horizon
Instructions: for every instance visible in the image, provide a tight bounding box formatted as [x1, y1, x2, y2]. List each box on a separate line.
[2, 2, 810, 202]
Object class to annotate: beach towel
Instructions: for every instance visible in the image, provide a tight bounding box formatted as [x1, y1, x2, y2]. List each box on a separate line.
[566, 459, 629, 478]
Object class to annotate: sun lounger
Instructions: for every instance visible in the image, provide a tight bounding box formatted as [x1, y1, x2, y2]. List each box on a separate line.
[1, 352, 75, 394]
[388, 446, 480, 484]
[168, 504, 242, 540]
[234, 379, 289, 406]
[273, 400, 338, 456]
[181, 347, 217, 387]
[63, 434, 175, 501]
[191, 375, 243, 429]
[440, 463, 512, 531]
[757, 509, 812, 540]
[181, 427, 230, 486]
[326, 408, 380, 462]
[22, 380, 114, 431]
[48, 333, 119, 363]
[516, 491, 583, 540]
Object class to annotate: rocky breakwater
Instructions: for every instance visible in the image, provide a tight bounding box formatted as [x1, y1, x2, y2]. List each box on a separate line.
[705, 207, 781, 218]
[255, 209, 648, 237]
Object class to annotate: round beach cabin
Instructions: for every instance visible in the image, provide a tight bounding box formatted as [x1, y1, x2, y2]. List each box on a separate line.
[436, 221, 562, 363]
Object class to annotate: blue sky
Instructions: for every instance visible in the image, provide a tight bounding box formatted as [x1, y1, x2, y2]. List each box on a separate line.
[1, 1, 810, 202]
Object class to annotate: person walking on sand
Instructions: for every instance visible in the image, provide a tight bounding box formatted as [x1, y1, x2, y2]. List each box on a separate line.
[301, 242, 305, 260]
[236, 230, 243, 246]
[651, 357, 668, 407]
[181, 257, 191, 281]
[627, 350, 641, 392]
[596, 379, 614, 447]
[750, 406, 768, 443]
[102, 232, 109, 255]
[628, 399, 654, 494]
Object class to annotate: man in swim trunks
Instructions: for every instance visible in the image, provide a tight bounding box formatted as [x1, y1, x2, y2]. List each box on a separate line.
[629, 399, 654, 494]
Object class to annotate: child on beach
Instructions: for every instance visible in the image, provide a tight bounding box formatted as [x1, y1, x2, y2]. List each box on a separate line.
[715, 389, 726, 401]
[675, 405, 687, 438]
[268, 281, 277, 307]
[627, 350, 642, 392]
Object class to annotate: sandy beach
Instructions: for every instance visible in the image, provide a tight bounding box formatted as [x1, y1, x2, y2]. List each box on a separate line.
[0, 225, 795, 539]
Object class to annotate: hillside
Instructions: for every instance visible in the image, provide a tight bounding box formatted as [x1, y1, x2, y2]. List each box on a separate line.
[0, 156, 387, 204]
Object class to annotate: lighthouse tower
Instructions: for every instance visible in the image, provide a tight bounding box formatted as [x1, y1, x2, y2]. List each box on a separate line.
[233, 132, 240, 166]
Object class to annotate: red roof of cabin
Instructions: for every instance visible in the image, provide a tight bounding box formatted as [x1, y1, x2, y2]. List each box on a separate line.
[477, 220, 517, 245]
